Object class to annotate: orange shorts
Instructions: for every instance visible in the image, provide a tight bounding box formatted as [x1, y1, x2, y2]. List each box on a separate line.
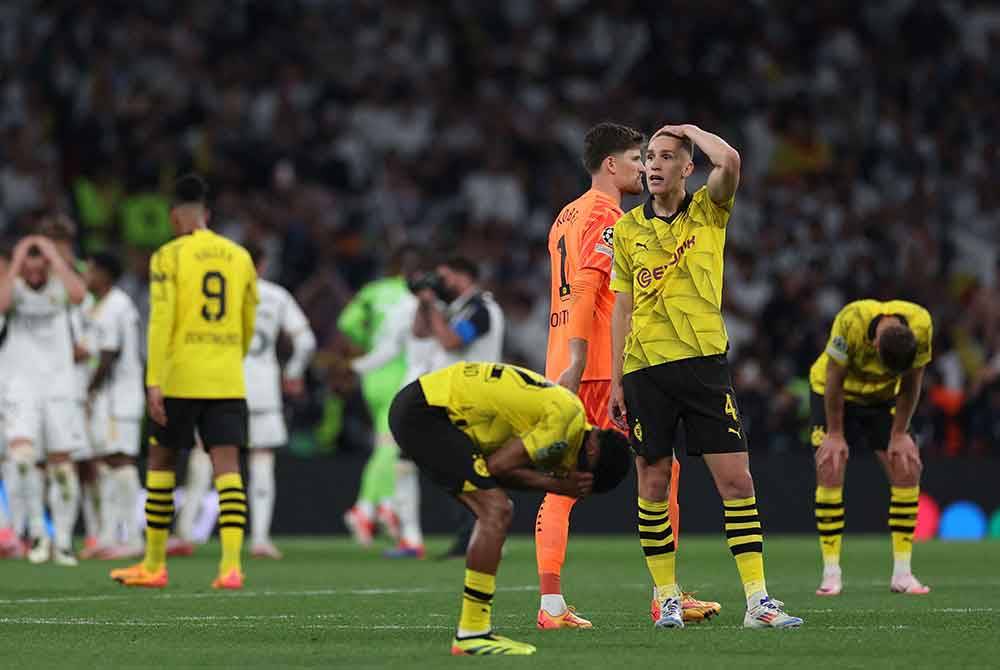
[579, 380, 618, 431]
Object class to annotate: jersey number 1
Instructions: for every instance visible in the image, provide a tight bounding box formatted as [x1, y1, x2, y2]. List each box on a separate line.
[557, 235, 570, 298]
[201, 271, 227, 321]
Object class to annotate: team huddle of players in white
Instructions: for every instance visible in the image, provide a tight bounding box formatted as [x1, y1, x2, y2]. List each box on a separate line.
[0, 232, 316, 563]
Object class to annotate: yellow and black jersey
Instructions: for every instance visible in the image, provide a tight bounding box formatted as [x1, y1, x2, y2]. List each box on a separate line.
[610, 185, 734, 375]
[147, 229, 258, 398]
[418, 362, 590, 476]
[809, 299, 933, 404]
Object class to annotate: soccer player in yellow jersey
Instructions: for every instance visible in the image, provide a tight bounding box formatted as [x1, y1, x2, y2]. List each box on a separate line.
[110, 174, 257, 590]
[389, 361, 632, 655]
[810, 299, 933, 596]
[609, 125, 801, 629]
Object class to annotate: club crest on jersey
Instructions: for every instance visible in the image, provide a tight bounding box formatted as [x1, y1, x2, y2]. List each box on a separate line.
[602, 227, 614, 246]
[633, 422, 643, 442]
[472, 454, 491, 478]
[811, 426, 826, 447]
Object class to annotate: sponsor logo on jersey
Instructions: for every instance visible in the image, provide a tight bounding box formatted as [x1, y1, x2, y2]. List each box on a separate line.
[635, 236, 697, 288]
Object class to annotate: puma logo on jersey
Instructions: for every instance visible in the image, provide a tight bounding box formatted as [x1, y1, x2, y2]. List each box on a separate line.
[635, 242, 648, 250]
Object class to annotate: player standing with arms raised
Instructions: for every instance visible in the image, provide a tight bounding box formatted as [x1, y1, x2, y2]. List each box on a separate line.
[609, 125, 802, 628]
[0, 234, 88, 566]
[110, 174, 257, 589]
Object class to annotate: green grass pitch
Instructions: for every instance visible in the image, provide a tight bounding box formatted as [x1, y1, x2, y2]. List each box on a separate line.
[2, 536, 998, 669]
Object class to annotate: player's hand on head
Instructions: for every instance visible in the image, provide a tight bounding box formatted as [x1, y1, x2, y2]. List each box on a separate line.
[656, 124, 689, 138]
[887, 432, 921, 477]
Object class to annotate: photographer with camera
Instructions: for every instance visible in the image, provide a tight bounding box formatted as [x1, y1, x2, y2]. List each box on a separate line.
[413, 256, 504, 370]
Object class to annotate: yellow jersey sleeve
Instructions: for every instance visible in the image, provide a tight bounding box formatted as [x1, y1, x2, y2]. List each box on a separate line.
[824, 306, 853, 366]
[146, 244, 177, 388]
[690, 186, 735, 228]
[609, 212, 633, 294]
[520, 397, 587, 472]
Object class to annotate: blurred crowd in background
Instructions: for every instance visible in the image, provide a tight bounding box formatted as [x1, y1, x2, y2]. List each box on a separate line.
[1, 0, 998, 455]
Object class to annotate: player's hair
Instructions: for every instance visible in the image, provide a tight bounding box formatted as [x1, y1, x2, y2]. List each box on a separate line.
[440, 255, 479, 280]
[245, 240, 267, 266]
[89, 251, 123, 282]
[878, 323, 918, 373]
[583, 123, 645, 174]
[0, 242, 11, 261]
[652, 130, 695, 159]
[37, 213, 77, 241]
[591, 429, 633, 494]
[172, 173, 209, 206]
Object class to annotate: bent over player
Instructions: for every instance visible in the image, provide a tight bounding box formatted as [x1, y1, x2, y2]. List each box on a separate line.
[810, 299, 933, 596]
[389, 361, 632, 655]
[111, 174, 257, 589]
[609, 125, 801, 629]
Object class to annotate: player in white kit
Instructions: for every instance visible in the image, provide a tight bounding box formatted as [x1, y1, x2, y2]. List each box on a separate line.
[0, 245, 23, 558]
[242, 244, 316, 558]
[83, 253, 145, 559]
[0, 234, 88, 565]
[171, 243, 316, 559]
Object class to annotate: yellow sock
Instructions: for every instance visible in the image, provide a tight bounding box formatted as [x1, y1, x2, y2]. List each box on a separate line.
[815, 485, 845, 569]
[458, 569, 495, 636]
[638, 497, 678, 599]
[724, 496, 765, 599]
[890, 486, 919, 572]
[216, 473, 247, 574]
[143, 470, 176, 573]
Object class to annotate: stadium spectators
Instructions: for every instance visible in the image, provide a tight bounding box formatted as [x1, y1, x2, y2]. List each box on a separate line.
[0, 0, 997, 453]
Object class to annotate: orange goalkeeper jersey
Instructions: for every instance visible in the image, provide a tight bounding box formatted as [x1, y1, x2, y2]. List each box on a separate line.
[545, 189, 622, 382]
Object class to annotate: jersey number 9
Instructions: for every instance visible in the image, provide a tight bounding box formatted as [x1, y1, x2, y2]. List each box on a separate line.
[201, 271, 227, 321]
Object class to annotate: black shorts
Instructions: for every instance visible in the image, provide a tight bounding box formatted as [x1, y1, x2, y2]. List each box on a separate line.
[388, 381, 497, 496]
[150, 397, 248, 451]
[809, 392, 894, 451]
[623, 354, 748, 463]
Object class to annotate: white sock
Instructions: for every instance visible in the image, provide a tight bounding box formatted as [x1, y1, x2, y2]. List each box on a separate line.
[394, 461, 423, 547]
[747, 590, 769, 609]
[356, 499, 375, 519]
[47, 461, 80, 550]
[115, 464, 141, 547]
[655, 584, 681, 601]
[97, 464, 118, 547]
[81, 475, 101, 541]
[25, 465, 46, 539]
[823, 563, 842, 577]
[2, 459, 26, 535]
[893, 557, 912, 578]
[176, 447, 213, 541]
[249, 450, 275, 545]
[540, 593, 567, 616]
[457, 627, 490, 639]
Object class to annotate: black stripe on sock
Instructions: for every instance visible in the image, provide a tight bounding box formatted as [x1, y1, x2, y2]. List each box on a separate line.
[729, 542, 763, 555]
[218, 522, 246, 529]
[723, 503, 757, 512]
[818, 527, 843, 536]
[724, 514, 759, 525]
[889, 513, 917, 520]
[218, 486, 245, 495]
[814, 501, 843, 509]
[815, 514, 845, 523]
[146, 520, 173, 529]
[638, 504, 668, 516]
[146, 487, 174, 494]
[638, 529, 672, 541]
[889, 524, 916, 533]
[725, 526, 762, 539]
[642, 542, 675, 556]
[637, 515, 668, 527]
[464, 586, 494, 602]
